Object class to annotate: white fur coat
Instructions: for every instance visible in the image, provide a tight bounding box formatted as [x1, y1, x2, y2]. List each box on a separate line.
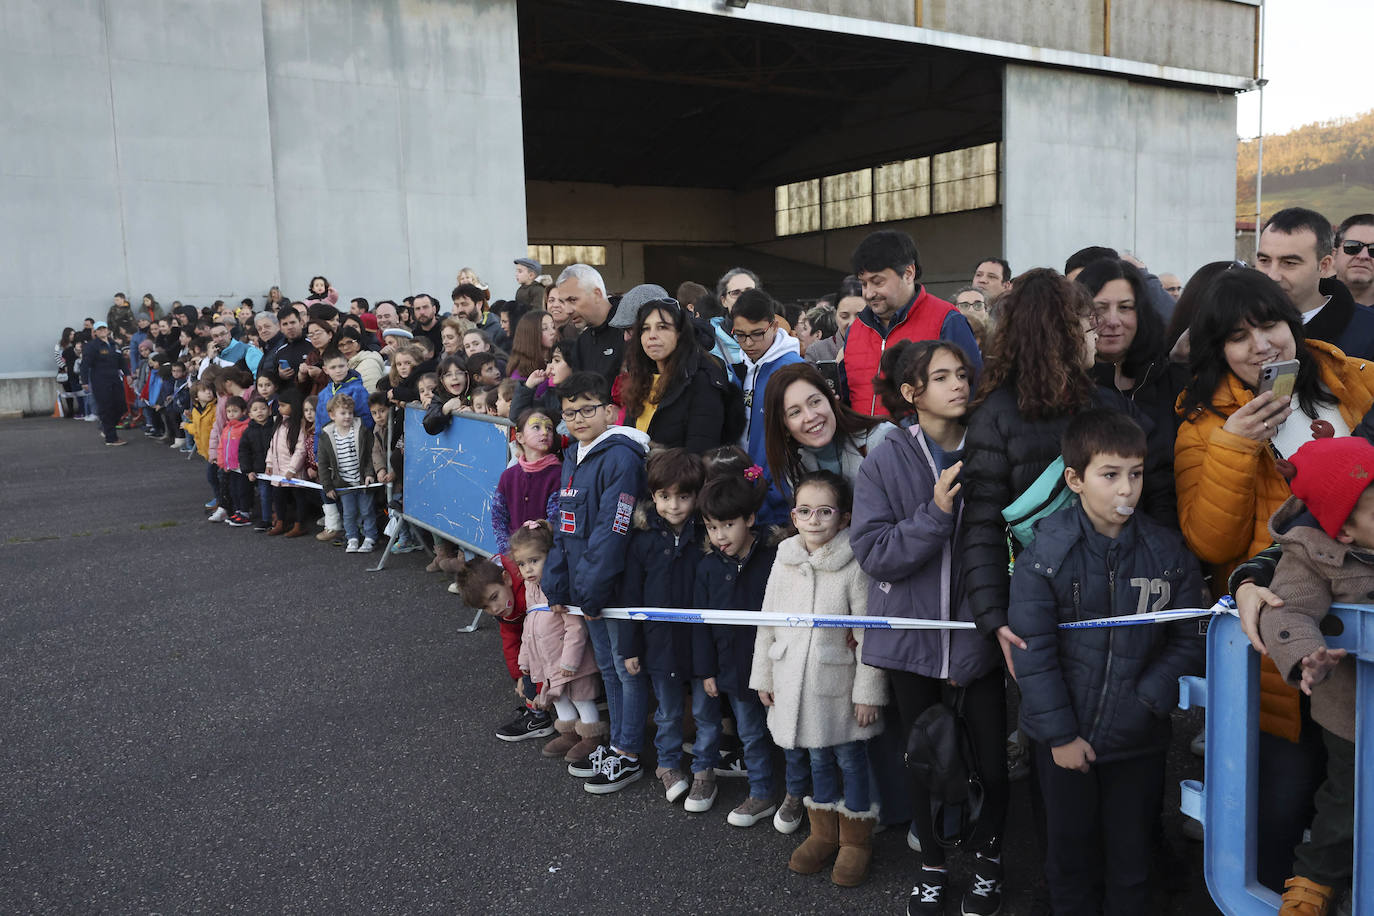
[749, 529, 889, 749]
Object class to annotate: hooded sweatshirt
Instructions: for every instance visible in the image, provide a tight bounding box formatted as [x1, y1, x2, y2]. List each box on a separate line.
[735, 329, 803, 524]
[541, 425, 649, 617]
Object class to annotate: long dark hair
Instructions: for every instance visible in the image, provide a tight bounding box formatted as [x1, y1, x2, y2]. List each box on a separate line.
[973, 268, 1097, 421]
[1075, 259, 1163, 380]
[1180, 268, 1335, 419]
[622, 299, 699, 423]
[506, 309, 550, 379]
[1164, 261, 1236, 351]
[435, 354, 470, 405]
[279, 388, 305, 453]
[763, 362, 879, 495]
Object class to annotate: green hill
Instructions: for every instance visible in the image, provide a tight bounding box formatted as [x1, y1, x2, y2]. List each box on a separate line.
[1237, 109, 1374, 223]
[1236, 182, 1374, 223]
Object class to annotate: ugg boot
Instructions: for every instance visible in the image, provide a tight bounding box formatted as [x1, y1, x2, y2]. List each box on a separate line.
[565, 720, 608, 764]
[427, 540, 455, 573]
[439, 546, 466, 574]
[317, 503, 342, 541]
[1279, 876, 1335, 916]
[266, 519, 286, 536]
[284, 522, 308, 538]
[542, 719, 579, 759]
[830, 803, 879, 887]
[788, 798, 840, 875]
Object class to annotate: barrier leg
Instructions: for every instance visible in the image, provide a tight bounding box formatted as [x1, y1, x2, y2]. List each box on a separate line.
[1355, 643, 1371, 914]
[456, 607, 482, 634]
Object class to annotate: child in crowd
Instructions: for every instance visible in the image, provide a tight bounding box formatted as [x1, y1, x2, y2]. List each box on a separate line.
[620, 448, 717, 808]
[1258, 437, 1369, 916]
[164, 360, 191, 449]
[239, 396, 276, 531]
[512, 339, 577, 428]
[254, 374, 281, 415]
[541, 371, 650, 794]
[422, 356, 472, 434]
[455, 546, 555, 744]
[315, 349, 373, 448]
[495, 379, 517, 420]
[303, 396, 331, 540]
[1010, 410, 1204, 916]
[851, 340, 1007, 915]
[318, 394, 378, 553]
[382, 344, 422, 408]
[691, 465, 779, 826]
[212, 395, 251, 526]
[416, 373, 438, 409]
[206, 368, 253, 513]
[753, 470, 887, 888]
[511, 521, 603, 761]
[468, 352, 503, 391]
[491, 409, 561, 555]
[185, 378, 217, 478]
[265, 389, 308, 537]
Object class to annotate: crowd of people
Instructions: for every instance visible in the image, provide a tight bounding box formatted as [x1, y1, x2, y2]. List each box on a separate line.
[53, 208, 1374, 916]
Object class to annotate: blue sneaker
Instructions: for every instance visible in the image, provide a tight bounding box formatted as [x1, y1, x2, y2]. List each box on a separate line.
[204, 499, 218, 510]
[390, 539, 422, 554]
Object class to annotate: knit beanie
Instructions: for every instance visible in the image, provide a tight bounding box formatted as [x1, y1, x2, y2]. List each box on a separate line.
[1288, 437, 1374, 538]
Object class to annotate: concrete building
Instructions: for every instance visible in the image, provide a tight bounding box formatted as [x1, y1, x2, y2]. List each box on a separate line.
[2, 0, 1255, 412]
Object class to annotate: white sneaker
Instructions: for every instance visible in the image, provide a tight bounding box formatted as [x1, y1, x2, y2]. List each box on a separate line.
[171, 438, 185, 448]
[345, 538, 360, 553]
[207, 508, 227, 522]
[359, 538, 375, 553]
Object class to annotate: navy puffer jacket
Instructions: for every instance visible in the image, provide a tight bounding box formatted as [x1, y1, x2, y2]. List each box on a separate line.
[621, 506, 704, 678]
[1008, 505, 1205, 762]
[690, 529, 777, 694]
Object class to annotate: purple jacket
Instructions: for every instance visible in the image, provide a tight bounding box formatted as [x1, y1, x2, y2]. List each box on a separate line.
[492, 460, 562, 555]
[850, 421, 1000, 684]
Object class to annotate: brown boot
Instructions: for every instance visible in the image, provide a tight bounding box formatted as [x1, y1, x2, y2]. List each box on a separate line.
[1279, 876, 1335, 916]
[266, 521, 285, 536]
[284, 523, 308, 538]
[830, 803, 878, 887]
[564, 720, 608, 764]
[427, 541, 454, 573]
[788, 798, 840, 875]
[542, 719, 579, 759]
[316, 528, 341, 542]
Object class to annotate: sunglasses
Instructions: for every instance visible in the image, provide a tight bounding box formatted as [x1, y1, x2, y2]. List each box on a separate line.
[1341, 241, 1374, 257]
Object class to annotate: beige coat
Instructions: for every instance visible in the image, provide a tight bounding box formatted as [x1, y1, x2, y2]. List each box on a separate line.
[1260, 497, 1361, 742]
[750, 530, 889, 749]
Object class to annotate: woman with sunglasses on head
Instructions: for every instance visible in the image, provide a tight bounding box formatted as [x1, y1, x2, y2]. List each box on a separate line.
[620, 294, 741, 454]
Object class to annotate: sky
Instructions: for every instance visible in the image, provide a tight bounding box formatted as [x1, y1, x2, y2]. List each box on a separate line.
[1234, 0, 1368, 138]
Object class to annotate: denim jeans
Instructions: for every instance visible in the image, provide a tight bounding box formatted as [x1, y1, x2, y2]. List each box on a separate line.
[255, 479, 273, 523]
[337, 488, 378, 542]
[584, 617, 648, 755]
[648, 672, 720, 773]
[725, 690, 775, 800]
[810, 740, 871, 812]
[784, 747, 811, 798]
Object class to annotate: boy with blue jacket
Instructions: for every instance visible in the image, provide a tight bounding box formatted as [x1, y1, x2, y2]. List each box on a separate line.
[543, 371, 650, 795]
[1009, 410, 1204, 916]
[315, 349, 373, 450]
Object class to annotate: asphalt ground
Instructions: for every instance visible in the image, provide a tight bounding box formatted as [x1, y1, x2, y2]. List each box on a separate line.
[0, 418, 1221, 914]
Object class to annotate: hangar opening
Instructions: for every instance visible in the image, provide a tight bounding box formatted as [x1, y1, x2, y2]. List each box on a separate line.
[517, 0, 1004, 300]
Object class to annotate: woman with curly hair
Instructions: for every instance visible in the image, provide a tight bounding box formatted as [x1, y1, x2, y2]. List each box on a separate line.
[620, 296, 738, 454]
[961, 268, 1176, 672]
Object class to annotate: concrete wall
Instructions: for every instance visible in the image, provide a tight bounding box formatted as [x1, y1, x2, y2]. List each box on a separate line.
[1002, 64, 1236, 282]
[0, 0, 527, 380]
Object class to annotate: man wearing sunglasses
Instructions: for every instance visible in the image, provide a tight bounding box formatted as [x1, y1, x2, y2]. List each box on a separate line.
[1335, 214, 1374, 308]
[1257, 207, 1374, 359]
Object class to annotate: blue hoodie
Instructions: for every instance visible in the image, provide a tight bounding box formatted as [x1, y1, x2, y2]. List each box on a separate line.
[315, 369, 374, 449]
[541, 425, 650, 617]
[733, 328, 803, 525]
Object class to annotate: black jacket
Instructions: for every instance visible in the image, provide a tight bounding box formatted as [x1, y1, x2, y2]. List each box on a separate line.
[690, 528, 777, 694]
[1009, 505, 1205, 762]
[621, 508, 705, 678]
[961, 385, 1177, 635]
[238, 418, 275, 474]
[258, 333, 315, 387]
[629, 343, 741, 455]
[1304, 277, 1374, 360]
[574, 316, 626, 384]
[1091, 355, 1187, 487]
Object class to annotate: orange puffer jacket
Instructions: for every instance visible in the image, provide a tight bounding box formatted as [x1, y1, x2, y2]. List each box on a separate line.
[1175, 339, 1374, 740]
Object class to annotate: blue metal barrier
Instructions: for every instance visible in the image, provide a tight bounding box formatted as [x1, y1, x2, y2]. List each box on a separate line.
[1178, 606, 1371, 915]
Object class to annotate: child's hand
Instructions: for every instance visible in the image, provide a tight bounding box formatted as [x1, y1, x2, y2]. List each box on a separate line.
[997, 625, 1027, 679]
[703, 677, 718, 698]
[364, 476, 375, 486]
[1235, 580, 1283, 656]
[549, 603, 568, 615]
[326, 489, 336, 499]
[1051, 737, 1096, 773]
[514, 680, 527, 699]
[933, 461, 963, 515]
[1299, 646, 1348, 695]
[248, 472, 256, 482]
[854, 703, 880, 727]
[307, 468, 317, 480]
[526, 369, 546, 389]
[624, 657, 641, 675]
[757, 690, 773, 707]
[284, 470, 295, 479]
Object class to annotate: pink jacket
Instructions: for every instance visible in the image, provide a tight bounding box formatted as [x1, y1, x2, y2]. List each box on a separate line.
[517, 581, 598, 689]
[218, 418, 249, 471]
[265, 421, 306, 481]
[207, 395, 229, 464]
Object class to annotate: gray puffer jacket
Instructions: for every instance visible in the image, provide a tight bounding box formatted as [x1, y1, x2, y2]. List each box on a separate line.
[850, 422, 1000, 685]
[1008, 505, 1206, 762]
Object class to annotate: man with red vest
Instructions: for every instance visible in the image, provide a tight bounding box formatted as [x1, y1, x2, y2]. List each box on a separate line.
[842, 230, 982, 416]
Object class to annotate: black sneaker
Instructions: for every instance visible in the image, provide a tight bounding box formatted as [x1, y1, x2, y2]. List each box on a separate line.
[714, 747, 748, 778]
[584, 752, 643, 794]
[567, 743, 609, 778]
[495, 707, 555, 743]
[961, 854, 1003, 916]
[225, 512, 252, 527]
[907, 867, 948, 916]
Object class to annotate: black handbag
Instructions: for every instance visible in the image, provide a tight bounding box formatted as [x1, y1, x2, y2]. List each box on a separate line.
[904, 685, 985, 849]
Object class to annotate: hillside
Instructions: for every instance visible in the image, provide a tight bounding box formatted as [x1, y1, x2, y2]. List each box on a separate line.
[1237, 109, 1374, 221]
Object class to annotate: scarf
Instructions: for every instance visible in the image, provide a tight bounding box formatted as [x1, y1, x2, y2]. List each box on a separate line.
[518, 453, 559, 474]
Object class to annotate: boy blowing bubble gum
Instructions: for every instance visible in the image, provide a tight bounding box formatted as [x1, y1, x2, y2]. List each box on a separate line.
[1009, 410, 1204, 916]
[1258, 437, 1371, 916]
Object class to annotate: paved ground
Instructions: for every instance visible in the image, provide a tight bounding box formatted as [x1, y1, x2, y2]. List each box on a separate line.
[0, 418, 1221, 914]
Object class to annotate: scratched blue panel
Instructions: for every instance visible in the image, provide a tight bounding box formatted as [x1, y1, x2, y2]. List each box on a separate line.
[402, 406, 511, 557]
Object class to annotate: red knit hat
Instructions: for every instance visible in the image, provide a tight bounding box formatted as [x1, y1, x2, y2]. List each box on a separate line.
[1288, 437, 1374, 537]
[359, 312, 379, 333]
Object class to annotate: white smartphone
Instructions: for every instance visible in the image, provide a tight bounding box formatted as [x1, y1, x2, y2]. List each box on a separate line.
[1257, 359, 1299, 400]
